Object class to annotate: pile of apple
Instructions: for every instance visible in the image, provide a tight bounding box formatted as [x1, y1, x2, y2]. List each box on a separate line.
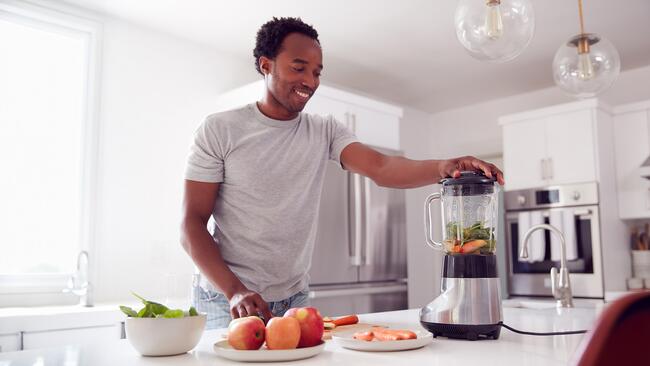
[227, 307, 324, 350]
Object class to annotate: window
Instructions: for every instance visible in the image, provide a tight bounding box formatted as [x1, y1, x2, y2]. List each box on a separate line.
[0, 2, 100, 297]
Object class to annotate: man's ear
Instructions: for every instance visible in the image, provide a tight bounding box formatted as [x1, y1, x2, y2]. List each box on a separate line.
[259, 56, 272, 75]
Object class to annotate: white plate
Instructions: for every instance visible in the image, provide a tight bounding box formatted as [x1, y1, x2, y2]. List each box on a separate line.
[332, 329, 433, 352]
[213, 340, 325, 362]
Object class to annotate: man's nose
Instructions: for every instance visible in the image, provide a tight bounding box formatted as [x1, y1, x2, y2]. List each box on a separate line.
[302, 75, 317, 91]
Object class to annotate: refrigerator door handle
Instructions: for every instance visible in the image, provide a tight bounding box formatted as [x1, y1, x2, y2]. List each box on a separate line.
[349, 173, 363, 266]
[309, 283, 407, 299]
[363, 177, 372, 265]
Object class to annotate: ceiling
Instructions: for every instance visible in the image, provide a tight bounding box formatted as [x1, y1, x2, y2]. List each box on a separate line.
[63, 0, 650, 113]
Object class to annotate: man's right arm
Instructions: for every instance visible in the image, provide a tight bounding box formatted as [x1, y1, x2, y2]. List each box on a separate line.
[180, 180, 273, 321]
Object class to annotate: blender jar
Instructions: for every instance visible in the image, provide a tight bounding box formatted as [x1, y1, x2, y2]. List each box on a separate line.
[425, 171, 499, 255]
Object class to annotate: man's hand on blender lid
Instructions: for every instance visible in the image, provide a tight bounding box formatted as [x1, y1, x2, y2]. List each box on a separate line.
[442, 156, 505, 185]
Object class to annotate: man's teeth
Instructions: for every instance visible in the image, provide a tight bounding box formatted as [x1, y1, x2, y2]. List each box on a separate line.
[295, 90, 310, 98]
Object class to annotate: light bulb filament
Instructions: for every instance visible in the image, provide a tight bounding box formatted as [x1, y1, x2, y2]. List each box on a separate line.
[485, 2, 504, 39]
[577, 52, 594, 80]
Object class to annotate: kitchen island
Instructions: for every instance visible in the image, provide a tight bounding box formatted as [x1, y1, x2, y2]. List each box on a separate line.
[0, 306, 601, 365]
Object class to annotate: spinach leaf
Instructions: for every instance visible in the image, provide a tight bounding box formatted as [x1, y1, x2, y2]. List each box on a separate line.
[132, 292, 169, 315]
[189, 306, 198, 316]
[137, 303, 154, 318]
[120, 293, 197, 318]
[162, 309, 184, 318]
[120, 306, 138, 317]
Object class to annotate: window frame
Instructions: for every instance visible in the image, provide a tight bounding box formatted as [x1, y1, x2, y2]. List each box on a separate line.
[0, 0, 102, 301]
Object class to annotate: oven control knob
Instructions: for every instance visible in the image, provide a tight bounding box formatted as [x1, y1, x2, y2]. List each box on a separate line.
[517, 195, 526, 206]
[572, 191, 581, 201]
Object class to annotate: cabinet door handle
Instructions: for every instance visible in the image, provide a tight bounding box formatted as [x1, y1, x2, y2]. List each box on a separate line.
[540, 159, 547, 180]
[647, 187, 650, 210]
[548, 158, 554, 180]
[350, 113, 357, 133]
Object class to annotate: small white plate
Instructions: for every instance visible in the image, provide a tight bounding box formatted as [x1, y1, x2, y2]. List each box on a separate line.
[213, 340, 325, 362]
[332, 329, 433, 352]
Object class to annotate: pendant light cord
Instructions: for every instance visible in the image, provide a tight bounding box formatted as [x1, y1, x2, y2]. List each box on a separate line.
[500, 322, 588, 336]
[578, 0, 586, 35]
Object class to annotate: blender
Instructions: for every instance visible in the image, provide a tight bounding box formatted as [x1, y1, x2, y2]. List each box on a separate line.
[420, 171, 502, 340]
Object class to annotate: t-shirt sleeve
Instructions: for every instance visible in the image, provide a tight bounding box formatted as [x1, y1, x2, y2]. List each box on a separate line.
[184, 117, 225, 183]
[328, 116, 359, 163]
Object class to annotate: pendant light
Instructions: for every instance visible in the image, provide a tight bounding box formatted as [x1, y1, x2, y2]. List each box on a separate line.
[552, 0, 620, 98]
[454, 0, 535, 63]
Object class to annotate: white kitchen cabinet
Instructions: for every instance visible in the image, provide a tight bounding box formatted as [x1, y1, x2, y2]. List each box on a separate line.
[545, 109, 597, 185]
[0, 333, 20, 352]
[500, 100, 602, 191]
[303, 92, 349, 125]
[351, 103, 401, 150]
[0, 304, 128, 351]
[613, 102, 650, 219]
[22, 323, 122, 350]
[501, 116, 547, 190]
[216, 80, 403, 150]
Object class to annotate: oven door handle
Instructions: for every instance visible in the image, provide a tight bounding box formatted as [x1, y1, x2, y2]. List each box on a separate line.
[573, 209, 592, 218]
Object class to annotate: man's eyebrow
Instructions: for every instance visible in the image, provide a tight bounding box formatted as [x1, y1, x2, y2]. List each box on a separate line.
[292, 58, 323, 70]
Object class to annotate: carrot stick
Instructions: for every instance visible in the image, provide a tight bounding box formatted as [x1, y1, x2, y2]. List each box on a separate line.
[371, 327, 417, 340]
[392, 330, 417, 339]
[332, 315, 359, 326]
[353, 331, 374, 341]
[371, 328, 401, 341]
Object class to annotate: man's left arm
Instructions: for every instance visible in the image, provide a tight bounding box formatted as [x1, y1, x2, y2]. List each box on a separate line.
[339, 142, 505, 188]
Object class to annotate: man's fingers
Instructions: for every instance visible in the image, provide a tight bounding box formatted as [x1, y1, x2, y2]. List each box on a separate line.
[497, 172, 505, 185]
[257, 302, 273, 323]
[243, 303, 256, 318]
[230, 306, 240, 319]
[253, 297, 273, 321]
[471, 160, 493, 178]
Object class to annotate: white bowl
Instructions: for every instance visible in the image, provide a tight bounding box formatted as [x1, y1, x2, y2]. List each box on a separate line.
[125, 314, 206, 356]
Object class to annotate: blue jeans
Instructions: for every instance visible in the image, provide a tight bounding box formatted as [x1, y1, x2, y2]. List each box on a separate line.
[192, 286, 310, 330]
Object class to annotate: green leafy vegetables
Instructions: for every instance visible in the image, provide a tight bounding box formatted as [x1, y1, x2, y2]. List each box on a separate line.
[444, 221, 496, 254]
[119, 292, 199, 318]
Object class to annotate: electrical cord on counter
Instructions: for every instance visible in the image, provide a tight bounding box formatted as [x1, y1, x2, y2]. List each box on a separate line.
[499, 322, 588, 336]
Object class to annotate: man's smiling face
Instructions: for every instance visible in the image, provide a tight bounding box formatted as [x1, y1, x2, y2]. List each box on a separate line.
[260, 32, 323, 116]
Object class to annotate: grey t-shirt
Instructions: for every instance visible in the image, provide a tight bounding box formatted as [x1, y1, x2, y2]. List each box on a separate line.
[185, 103, 358, 301]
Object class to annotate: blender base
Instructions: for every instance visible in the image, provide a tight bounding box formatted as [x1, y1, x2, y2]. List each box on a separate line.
[420, 321, 501, 341]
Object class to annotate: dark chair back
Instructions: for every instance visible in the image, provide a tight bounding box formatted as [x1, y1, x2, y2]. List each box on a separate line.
[572, 291, 650, 366]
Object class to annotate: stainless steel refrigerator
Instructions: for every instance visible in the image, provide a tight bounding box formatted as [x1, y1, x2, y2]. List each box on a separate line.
[308, 146, 408, 316]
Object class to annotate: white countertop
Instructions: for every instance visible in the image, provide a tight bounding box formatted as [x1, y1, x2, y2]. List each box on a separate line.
[0, 306, 601, 365]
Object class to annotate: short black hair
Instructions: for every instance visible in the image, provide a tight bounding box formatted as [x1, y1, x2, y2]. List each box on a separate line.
[253, 17, 319, 76]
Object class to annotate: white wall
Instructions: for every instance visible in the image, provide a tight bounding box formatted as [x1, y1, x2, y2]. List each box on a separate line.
[92, 17, 255, 303]
[429, 65, 650, 158]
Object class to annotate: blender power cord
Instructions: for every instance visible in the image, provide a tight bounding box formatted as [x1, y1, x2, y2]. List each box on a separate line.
[499, 322, 588, 336]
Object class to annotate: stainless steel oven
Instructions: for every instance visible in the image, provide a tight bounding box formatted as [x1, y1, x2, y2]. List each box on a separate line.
[504, 182, 604, 298]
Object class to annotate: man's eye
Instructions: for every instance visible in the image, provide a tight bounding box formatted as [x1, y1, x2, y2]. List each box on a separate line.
[292, 67, 304, 72]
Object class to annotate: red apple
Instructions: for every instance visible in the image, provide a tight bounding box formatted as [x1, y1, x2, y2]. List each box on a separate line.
[284, 307, 324, 347]
[265, 317, 301, 350]
[227, 316, 265, 350]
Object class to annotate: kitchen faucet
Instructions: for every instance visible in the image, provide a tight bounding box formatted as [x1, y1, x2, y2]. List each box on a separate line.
[519, 224, 574, 308]
[63, 250, 94, 307]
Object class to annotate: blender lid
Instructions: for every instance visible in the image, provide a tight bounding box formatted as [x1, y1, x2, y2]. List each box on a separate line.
[440, 171, 496, 186]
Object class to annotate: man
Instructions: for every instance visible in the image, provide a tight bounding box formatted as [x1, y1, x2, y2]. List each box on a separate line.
[181, 17, 504, 330]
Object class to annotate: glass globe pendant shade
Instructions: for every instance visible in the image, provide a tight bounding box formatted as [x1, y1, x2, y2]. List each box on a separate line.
[552, 33, 620, 98]
[454, 0, 535, 63]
